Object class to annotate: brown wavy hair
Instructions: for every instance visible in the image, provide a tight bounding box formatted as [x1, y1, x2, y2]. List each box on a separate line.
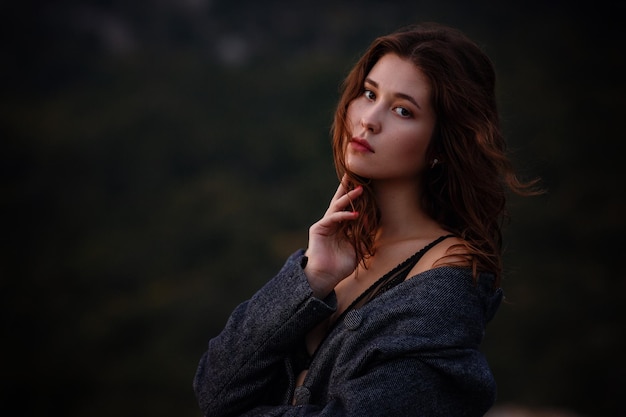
[331, 23, 540, 286]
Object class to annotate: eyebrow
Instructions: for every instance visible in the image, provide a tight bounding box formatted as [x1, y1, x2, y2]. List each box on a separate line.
[365, 78, 422, 110]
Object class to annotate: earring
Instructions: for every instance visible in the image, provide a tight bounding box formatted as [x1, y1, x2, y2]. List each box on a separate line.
[430, 158, 439, 169]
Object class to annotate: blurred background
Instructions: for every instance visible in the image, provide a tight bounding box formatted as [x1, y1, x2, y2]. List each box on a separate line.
[2, 0, 624, 416]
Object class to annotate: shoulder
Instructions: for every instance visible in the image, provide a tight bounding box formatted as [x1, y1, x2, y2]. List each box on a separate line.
[355, 267, 491, 350]
[407, 235, 470, 279]
[373, 266, 500, 335]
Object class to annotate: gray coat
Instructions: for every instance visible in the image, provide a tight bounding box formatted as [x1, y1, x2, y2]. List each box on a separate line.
[194, 249, 503, 417]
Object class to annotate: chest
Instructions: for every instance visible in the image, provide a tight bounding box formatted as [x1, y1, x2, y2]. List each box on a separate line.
[303, 237, 445, 357]
[304, 262, 400, 356]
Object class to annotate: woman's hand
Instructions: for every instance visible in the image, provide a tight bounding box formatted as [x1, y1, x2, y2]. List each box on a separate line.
[304, 178, 363, 298]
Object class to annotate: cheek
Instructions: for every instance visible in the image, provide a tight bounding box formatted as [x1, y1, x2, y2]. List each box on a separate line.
[395, 126, 432, 153]
[391, 128, 432, 168]
[346, 99, 365, 128]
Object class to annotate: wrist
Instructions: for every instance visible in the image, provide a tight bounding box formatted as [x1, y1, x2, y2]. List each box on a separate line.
[301, 257, 335, 299]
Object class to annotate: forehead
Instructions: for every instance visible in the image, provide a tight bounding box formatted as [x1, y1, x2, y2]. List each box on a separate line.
[367, 54, 431, 101]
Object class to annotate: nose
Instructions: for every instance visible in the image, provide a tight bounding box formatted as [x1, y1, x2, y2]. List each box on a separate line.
[360, 106, 382, 134]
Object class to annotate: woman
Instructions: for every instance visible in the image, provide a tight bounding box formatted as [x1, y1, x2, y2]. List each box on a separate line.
[193, 22, 538, 416]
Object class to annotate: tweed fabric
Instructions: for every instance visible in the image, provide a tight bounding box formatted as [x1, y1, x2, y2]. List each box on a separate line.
[193, 249, 503, 417]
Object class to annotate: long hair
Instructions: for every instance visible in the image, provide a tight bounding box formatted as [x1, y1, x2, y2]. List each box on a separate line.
[331, 23, 540, 286]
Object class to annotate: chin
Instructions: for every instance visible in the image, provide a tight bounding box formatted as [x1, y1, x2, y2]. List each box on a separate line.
[344, 163, 369, 179]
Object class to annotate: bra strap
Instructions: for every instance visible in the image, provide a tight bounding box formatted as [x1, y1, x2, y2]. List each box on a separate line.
[371, 234, 456, 298]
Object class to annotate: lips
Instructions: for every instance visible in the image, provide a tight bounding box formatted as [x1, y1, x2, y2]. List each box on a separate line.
[350, 138, 375, 153]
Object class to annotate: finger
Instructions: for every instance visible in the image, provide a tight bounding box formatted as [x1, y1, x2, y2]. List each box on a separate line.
[330, 180, 348, 202]
[329, 185, 363, 213]
[317, 210, 360, 231]
[330, 174, 355, 201]
[325, 182, 348, 216]
[339, 175, 364, 199]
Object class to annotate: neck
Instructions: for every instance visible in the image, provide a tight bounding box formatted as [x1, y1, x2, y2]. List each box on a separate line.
[371, 178, 441, 245]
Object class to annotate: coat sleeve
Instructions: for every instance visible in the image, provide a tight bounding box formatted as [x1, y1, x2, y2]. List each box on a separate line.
[194, 254, 501, 417]
[226, 269, 499, 417]
[193, 250, 337, 417]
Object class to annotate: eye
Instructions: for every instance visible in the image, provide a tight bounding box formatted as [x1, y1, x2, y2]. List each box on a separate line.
[393, 106, 412, 118]
[364, 89, 376, 101]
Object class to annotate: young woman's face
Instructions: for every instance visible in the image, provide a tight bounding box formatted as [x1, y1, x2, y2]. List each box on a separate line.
[345, 53, 436, 182]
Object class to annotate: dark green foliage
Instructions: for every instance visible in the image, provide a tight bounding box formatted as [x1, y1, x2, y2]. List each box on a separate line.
[1, 1, 624, 416]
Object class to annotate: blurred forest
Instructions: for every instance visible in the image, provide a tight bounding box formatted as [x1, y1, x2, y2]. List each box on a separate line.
[1, 0, 624, 416]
